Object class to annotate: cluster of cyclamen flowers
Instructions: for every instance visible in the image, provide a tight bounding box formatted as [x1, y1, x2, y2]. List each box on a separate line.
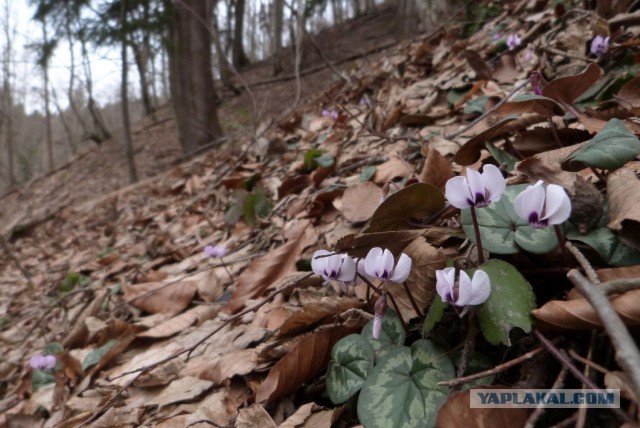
[311, 165, 572, 339]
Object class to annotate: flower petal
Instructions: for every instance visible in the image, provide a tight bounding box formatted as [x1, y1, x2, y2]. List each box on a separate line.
[311, 250, 331, 278]
[445, 176, 473, 209]
[373, 314, 384, 339]
[338, 255, 357, 282]
[542, 184, 572, 225]
[481, 164, 506, 203]
[466, 168, 485, 205]
[436, 268, 454, 303]
[514, 181, 545, 222]
[379, 249, 395, 279]
[389, 253, 412, 283]
[455, 270, 473, 306]
[364, 247, 384, 278]
[44, 355, 57, 369]
[468, 270, 491, 305]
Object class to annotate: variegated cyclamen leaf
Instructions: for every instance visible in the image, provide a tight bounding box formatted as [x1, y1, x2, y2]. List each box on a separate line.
[361, 309, 405, 363]
[461, 184, 558, 254]
[326, 334, 375, 404]
[357, 340, 454, 428]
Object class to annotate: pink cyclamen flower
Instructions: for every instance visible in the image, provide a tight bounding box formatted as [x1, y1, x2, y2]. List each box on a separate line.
[204, 245, 228, 258]
[590, 35, 610, 56]
[359, 247, 412, 283]
[436, 268, 491, 316]
[312, 250, 356, 283]
[445, 164, 506, 209]
[29, 354, 57, 370]
[322, 109, 339, 120]
[524, 45, 534, 63]
[507, 34, 522, 51]
[514, 181, 571, 229]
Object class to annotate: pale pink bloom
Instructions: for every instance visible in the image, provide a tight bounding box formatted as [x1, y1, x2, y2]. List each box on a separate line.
[359, 247, 412, 283]
[445, 164, 505, 209]
[507, 34, 522, 51]
[312, 250, 356, 283]
[29, 354, 57, 370]
[590, 35, 610, 56]
[322, 109, 339, 120]
[514, 181, 571, 229]
[436, 268, 491, 316]
[204, 245, 228, 258]
[372, 293, 388, 340]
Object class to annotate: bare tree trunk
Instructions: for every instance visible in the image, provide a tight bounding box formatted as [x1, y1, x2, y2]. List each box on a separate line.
[79, 35, 111, 142]
[272, 0, 284, 75]
[121, 1, 137, 184]
[42, 20, 54, 172]
[131, 42, 153, 116]
[166, 0, 224, 154]
[2, 0, 14, 188]
[50, 85, 77, 155]
[396, 0, 418, 40]
[232, 0, 250, 68]
[64, 1, 89, 139]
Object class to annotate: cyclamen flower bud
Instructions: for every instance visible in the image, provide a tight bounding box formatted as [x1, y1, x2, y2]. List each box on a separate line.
[372, 293, 388, 340]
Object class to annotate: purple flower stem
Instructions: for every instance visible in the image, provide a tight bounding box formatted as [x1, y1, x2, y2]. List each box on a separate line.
[470, 206, 485, 264]
[402, 281, 424, 319]
[554, 225, 573, 267]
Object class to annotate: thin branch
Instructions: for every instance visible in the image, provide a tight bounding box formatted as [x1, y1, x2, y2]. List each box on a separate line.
[565, 241, 598, 284]
[524, 367, 568, 428]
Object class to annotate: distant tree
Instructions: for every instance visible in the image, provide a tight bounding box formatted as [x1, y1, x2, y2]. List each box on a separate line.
[232, 0, 250, 68]
[120, 0, 138, 183]
[272, 0, 284, 74]
[1, 0, 16, 188]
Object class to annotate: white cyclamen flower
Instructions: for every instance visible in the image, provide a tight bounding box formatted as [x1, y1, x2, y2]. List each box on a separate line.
[311, 250, 356, 282]
[436, 267, 491, 316]
[590, 35, 610, 56]
[360, 247, 412, 283]
[445, 164, 506, 209]
[507, 33, 522, 51]
[513, 181, 571, 229]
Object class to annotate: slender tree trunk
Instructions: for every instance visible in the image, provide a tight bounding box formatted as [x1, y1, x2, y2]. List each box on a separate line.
[2, 0, 14, 188]
[131, 42, 153, 116]
[64, 1, 89, 139]
[232, 0, 250, 68]
[272, 0, 284, 75]
[121, 1, 137, 183]
[79, 34, 111, 142]
[42, 20, 54, 172]
[165, 0, 224, 154]
[50, 85, 76, 155]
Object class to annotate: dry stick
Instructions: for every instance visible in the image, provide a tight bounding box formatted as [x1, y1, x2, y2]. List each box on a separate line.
[445, 80, 529, 139]
[455, 313, 478, 380]
[565, 241, 599, 285]
[524, 366, 568, 428]
[439, 343, 552, 387]
[402, 281, 424, 319]
[567, 269, 640, 403]
[82, 273, 314, 426]
[553, 225, 573, 268]
[535, 330, 634, 424]
[602, 278, 640, 295]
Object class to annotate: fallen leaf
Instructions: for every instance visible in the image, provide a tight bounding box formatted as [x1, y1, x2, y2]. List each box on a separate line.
[454, 116, 519, 166]
[463, 50, 492, 80]
[597, 266, 640, 283]
[123, 280, 197, 316]
[606, 167, 640, 250]
[146, 376, 214, 408]
[542, 62, 603, 108]
[137, 305, 220, 339]
[419, 144, 455, 190]
[185, 388, 235, 427]
[275, 296, 363, 337]
[280, 402, 315, 427]
[436, 387, 530, 428]
[336, 228, 453, 259]
[340, 182, 383, 223]
[255, 325, 358, 404]
[227, 220, 313, 313]
[372, 157, 412, 184]
[236, 404, 278, 428]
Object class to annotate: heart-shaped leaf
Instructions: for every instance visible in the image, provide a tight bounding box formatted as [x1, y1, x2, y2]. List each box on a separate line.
[461, 184, 558, 254]
[561, 119, 640, 171]
[361, 309, 405, 363]
[476, 260, 535, 346]
[423, 295, 448, 336]
[326, 334, 375, 404]
[357, 340, 454, 428]
[542, 62, 603, 107]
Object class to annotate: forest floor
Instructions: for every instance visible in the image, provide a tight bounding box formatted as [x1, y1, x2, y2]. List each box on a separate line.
[2, 1, 640, 427]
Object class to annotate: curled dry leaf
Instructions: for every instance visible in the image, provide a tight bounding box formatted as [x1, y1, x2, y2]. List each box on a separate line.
[340, 181, 383, 223]
[372, 157, 412, 184]
[236, 404, 278, 428]
[275, 296, 364, 337]
[255, 325, 358, 404]
[419, 144, 454, 191]
[227, 220, 313, 313]
[542, 62, 603, 108]
[597, 265, 640, 283]
[123, 280, 198, 316]
[606, 167, 640, 251]
[454, 116, 519, 166]
[531, 290, 640, 331]
[145, 376, 214, 408]
[137, 305, 220, 339]
[436, 387, 530, 428]
[387, 237, 445, 321]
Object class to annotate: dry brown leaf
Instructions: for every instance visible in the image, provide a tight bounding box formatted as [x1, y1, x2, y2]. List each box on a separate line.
[512, 127, 591, 158]
[531, 290, 640, 331]
[185, 388, 236, 427]
[336, 228, 453, 258]
[515, 143, 586, 194]
[137, 305, 220, 339]
[340, 182, 383, 223]
[87, 320, 141, 378]
[372, 157, 412, 184]
[302, 409, 335, 428]
[279, 402, 315, 427]
[146, 376, 214, 408]
[542, 62, 603, 107]
[617, 74, 640, 108]
[454, 116, 519, 166]
[236, 404, 278, 428]
[462, 50, 492, 81]
[185, 348, 259, 385]
[226, 220, 313, 313]
[419, 144, 454, 191]
[275, 296, 363, 337]
[606, 167, 640, 250]
[255, 325, 358, 404]
[387, 237, 445, 321]
[436, 387, 530, 428]
[597, 266, 640, 283]
[62, 289, 109, 348]
[123, 280, 197, 316]
[492, 54, 519, 84]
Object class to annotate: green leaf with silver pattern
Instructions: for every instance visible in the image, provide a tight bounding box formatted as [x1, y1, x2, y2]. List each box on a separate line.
[326, 334, 375, 404]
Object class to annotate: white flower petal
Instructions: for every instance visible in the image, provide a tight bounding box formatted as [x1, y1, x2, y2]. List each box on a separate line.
[466, 169, 485, 205]
[455, 270, 473, 306]
[481, 164, 506, 203]
[311, 250, 331, 278]
[542, 184, 572, 225]
[389, 253, 412, 283]
[445, 176, 473, 209]
[338, 255, 357, 282]
[379, 249, 396, 279]
[436, 268, 454, 303]
[468, 270, 492, 305]
[364, 247, 383, 278]
[373, 314, 384, 339]
[514, 181, 545, 222]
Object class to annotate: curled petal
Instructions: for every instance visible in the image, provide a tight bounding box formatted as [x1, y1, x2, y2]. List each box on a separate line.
[325, 254, 342, 278]
[466, 169, 485, 205]
[29, 355, 45, 370]
[43, 355, 57, 369]
[445, 176, 473, 209]
[468, 270, 491, 306]
[338, 255, 357, 282]
[364, 247, 384, 279]
[454, 270, 473, 306]
[389, 253, 412, 283]
[372, 314, 384, 339]
[378, 249, 396, 279]
[481, 164, 506, 203]
[311, 250, 331, 279]
[514, 181, 545, 223]
[542, 184, 571, 225]
[436, 267, 456, 304]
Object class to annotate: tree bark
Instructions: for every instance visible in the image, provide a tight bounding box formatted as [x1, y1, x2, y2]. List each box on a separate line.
[121, 0, 138, 184]
[232, 0, 250, 68]
[272, 0, 284, 75]
[42, 20, 54, 172]
[166, 0, 224, 154]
